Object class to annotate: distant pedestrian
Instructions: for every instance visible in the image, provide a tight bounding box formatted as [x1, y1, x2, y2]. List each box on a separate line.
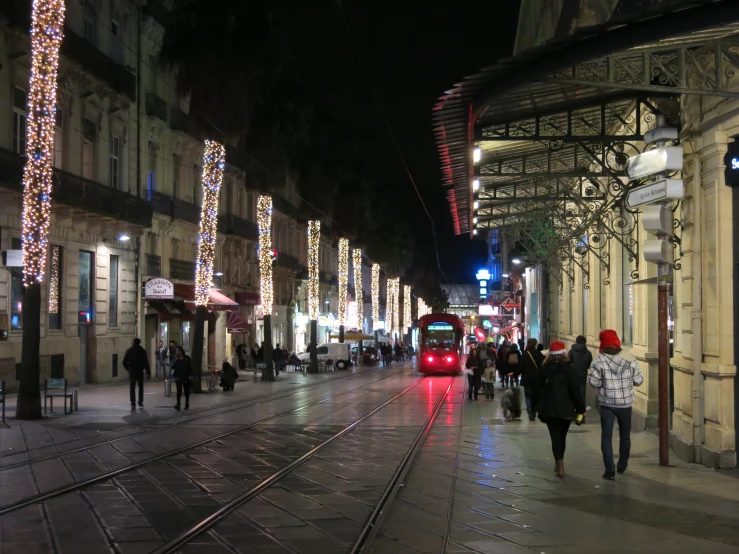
[251, 343, 259, 366]
[537, 344, 545, 353]
[589, 329, 644, 481]
[236, 342, 248, 370]
[155, 340, 168, 381]
[498, 340, 509, 386]
[123, 338, 151, 409]
[537, 341, 585, 478]
[465, 347, 483, 400]
[168, 340, 177, 368]
[521, 338, 544, 421]
[172, 346, 192, 410]
[274, 343, 284, 376]
[568, 335, 593, 411]
[481, 359, 496, 400]
[507, 343, 521, 387]
[220, 360, 239, 391]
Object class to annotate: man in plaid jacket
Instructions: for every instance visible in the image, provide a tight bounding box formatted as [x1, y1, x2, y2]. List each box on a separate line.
[589, 329, 644, 481]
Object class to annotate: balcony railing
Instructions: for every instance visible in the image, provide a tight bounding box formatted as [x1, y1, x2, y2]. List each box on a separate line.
[146, 254, 162, 277]
[170, 107, 190, 133]
[0, 148, 152, 227]
[170, 259, 195, 281]
[218, 214, 258, 241]
[149, 190, 200, 225]
[146, 93, 168, 123]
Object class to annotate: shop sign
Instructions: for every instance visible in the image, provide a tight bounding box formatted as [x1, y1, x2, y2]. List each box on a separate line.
[144, 278, 174, 299]
[2, 250, 23, 267]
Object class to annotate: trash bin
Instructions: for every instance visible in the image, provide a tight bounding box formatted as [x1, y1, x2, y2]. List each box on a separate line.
[164, 379, 172, 397]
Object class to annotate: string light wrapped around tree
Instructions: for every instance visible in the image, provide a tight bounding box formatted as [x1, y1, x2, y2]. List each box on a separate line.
[371, 264, 380, 330]
[337, 238, 348, 326]
[403, 285, 411, 334]
[48, 245, 60, 314]
[385, 277, 393, 336]
[308, 220, 321, 320]
[194, 140, 225, 306]
[21, 0, 66, 285]
[392, 278, 400, 338]
[257, 196, 273, 314]
[353, 249, 363, 331]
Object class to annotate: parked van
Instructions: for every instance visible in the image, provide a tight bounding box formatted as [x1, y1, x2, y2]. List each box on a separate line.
[298, 343, 352, 370]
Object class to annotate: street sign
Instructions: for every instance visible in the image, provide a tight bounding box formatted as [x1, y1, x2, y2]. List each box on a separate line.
[626, 146, 683, 180]
[626, 178, 684, 208]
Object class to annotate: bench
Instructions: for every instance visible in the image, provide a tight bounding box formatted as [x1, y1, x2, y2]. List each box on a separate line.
[44, 378, 75, 414]
[0, 380, 4, 423]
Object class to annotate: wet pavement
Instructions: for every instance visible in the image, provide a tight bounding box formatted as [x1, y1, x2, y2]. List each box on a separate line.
[0, 365, 738, 553]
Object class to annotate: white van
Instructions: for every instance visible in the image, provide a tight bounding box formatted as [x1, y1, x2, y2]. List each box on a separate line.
[298, 343, 352, 370]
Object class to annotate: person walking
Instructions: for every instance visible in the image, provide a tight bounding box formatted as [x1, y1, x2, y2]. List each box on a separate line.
[589, 329, 644, 480]
[568, 335, 593, 412]
[172, 346, 192, 410]
[521, 338, 545, 421]
[236, 342, 248, 370]
[481, 358, 496, 400]
[155, 340, 168, 381]
[465, 347, 483, 400]
[537, 341, 585, 478]
[507, 343, 521, 387]
[274, 343, 284, 376]
[123, 338, 151, 409]
[168, 340, 177, 369]
[497, 340, 509, 387]
[251, 343, 259, 367]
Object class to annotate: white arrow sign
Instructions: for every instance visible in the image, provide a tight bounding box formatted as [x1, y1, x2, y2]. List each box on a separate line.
[626, 178, 684, 209]
[626, 146, 683, 180]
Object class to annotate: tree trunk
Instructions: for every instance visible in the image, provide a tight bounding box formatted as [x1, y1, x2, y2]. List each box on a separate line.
[190, 305, 207, 393]
[17, 282, 42, 419]
[308, 319, 318, 373]
[263, 314, 274, 381]
[339, 324, 344, 343]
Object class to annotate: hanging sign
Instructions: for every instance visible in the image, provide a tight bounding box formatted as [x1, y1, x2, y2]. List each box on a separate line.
[626, 178, 684, 209]
[144, 278, 174, 299]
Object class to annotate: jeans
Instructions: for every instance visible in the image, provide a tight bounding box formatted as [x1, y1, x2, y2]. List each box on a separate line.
[175, 380, 190, 407]
[467, 374, 481, 399]
[545, 418, 572, 460]
[129, 371, 144, 406]
[156, 360, 168, 379]
[600, 405, 632, 473]
[482, 382, 495, 399]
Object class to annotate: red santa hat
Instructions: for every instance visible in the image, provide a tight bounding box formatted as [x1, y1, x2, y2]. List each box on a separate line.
[599, 329, 621, 352]
[548, 341, 566, 356]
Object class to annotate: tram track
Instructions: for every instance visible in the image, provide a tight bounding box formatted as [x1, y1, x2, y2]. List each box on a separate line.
[149, 377, 455, 554]
[0, 366, 400, 465]
[0, 367, 415, 515]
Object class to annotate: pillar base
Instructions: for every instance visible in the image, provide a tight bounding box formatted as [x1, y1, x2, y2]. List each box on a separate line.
[669, 430, 737, 469]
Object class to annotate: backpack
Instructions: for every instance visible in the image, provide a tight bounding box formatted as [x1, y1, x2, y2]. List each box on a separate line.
[509, 352, 519, 365]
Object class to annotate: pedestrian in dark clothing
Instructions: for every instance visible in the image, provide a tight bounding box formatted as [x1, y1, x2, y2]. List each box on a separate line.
[507, 343, 521, 387]
[155, 340, 168, 381]
[220, 361, 239, 391]
[123, 338, 151, 409]
[251, 343, 259, 366]
[465, 348, 483, 400]
[257, 342, 265, 364]
[537, 341, 586, 478]
[236, 343, 248, 370]
[568, 335, 593, 410]
[498, 340, 509, 386]
[172, 346, 192, 410]
[273, 343, 284, 376]
[521, 338, 545, 421]
[589, 329, 644, 481]
[168, 340, 177, 366]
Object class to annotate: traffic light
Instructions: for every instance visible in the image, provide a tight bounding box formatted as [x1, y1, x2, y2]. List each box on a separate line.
[270, 249, 278, 263]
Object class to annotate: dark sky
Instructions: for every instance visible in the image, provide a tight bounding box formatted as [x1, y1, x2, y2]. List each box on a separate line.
[291, 1, 521, 283]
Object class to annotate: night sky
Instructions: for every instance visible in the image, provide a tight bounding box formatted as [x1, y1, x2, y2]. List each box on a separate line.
[289, 0, 521, 283]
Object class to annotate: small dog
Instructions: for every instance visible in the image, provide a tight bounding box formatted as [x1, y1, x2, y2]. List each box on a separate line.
[501, 387, 523, 421]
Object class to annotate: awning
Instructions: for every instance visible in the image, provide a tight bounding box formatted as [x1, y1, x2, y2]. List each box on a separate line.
[173, 284, 238, 311]
[148, 301, 173, 322]
[328, 331, 375, 342]
[226, 311, 250, 333]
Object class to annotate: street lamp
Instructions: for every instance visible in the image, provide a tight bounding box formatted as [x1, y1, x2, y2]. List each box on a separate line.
[512, 258, 522, 264]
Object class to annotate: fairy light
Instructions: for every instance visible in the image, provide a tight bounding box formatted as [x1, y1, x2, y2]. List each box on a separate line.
[194, 140, 225, 306]
[257, 196, 273, 314]
[404, 285, 411, 333]
[386, 277, 394, 336]
[337, 238, 348, 326]
[48, 245, 59, 313]
[21, 0, 66, 285]
[392, 278, 400, 338]
[371, 264, 380, 330]
[353, 249, 363, 331]
[308, 220, 321, 320]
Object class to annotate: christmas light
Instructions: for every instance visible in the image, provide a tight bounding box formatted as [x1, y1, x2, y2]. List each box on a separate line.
[385, 277, 393, 336]
[48, 245, 59, 314]
[194, 140, 225, 306]
[404, 285, 411, 333]
[257, 195, 273, 314]
[371, 264, 380, 330]
[21, 0, 66, 285]
[353, 249, 363, 331]
[308, 220, 320, 320]
[392, 278, 400, 338]
[338, 238, 348, 326]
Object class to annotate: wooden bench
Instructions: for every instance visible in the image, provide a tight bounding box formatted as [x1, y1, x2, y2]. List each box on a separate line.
[44, 378, 75, 414]
[0, 380, 5, 423]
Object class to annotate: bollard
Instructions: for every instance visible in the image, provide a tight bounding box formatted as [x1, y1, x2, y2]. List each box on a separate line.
[164, 379, 172, 397]
[72, 389, 79, 412]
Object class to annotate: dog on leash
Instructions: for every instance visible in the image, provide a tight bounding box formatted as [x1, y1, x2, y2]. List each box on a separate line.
[501, 387, 523, 421]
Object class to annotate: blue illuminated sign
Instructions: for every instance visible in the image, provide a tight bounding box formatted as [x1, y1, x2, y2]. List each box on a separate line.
[476, 269, 491, 281]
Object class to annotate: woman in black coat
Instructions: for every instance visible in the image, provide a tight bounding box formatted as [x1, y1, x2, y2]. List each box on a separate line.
[521, 338, 545, 421]
[465, 348, 484, 400]
[537, 342, 586, 478]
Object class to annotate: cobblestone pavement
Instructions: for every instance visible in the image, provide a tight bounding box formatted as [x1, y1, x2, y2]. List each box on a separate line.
[371, 378, 739, 554]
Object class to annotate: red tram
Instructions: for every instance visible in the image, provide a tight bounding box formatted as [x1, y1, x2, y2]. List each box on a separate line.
[417, 313, 465, 375]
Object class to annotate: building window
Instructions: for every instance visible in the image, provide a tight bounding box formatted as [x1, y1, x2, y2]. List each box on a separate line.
[147, 142, 158, 199]
[10, 238, 23, 330]
[79, 251, 93, 323]
[173, 154, 181, 199]
[109, 134, 120, 189]
[192, 164, 199, 204]
[110, 19, 122, 62]
[53, 109, 63, 169]
[48, 245, 63, 330]
[82, 119, 96, 181]
[83, 0, 97, 45]
[12, 88, 27, 155]
[109, 255, 119, 327]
